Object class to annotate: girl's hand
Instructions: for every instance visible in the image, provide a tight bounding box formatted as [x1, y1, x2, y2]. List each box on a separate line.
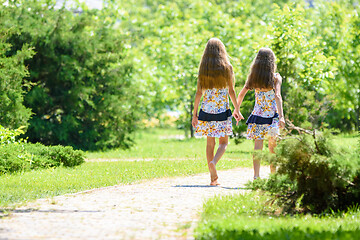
[192, 115, 198, 128]
[279, 116, 285, 129]
[233, 108, 244, 125]
[275, 73, 282, 82]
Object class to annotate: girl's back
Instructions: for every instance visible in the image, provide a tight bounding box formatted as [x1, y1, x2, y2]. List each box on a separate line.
[252, 89, 277, 118]
[201, 88, 230, 114]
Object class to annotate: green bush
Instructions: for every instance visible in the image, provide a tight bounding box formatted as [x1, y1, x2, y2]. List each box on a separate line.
[249, 131, 360, 213]
[0, 142, 84, 175]
[24, 143, 85, 168]
[0, 17, 34, 130]
[4, 1, 141, 150]
[0, 125, 25, 145]
[0, 144, 31, 174]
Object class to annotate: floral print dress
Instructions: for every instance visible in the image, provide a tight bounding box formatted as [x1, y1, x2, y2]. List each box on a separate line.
[195, 88, 232, 138]
[246, 89, 279, 140]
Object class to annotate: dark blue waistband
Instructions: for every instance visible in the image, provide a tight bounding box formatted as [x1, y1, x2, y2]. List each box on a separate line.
[198, 109, 232, 122]
[246, 113, 279, 125]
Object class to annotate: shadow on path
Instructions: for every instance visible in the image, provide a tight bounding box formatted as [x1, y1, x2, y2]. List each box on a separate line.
[173, 185, 248, 190]
[1, 208, 102, 214]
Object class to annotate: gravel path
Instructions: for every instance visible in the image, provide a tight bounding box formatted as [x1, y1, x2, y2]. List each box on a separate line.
[0, 167, 269, 240]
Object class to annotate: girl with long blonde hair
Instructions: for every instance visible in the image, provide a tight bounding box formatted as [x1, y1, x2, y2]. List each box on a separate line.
[192, 38, 242, 185]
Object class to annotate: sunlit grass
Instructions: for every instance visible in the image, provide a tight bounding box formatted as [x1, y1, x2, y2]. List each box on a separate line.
[195, 192, 360, 240]
[86, 128, 255, 161]
[86, 128, 359, 161]
[0, 158, 247, 208]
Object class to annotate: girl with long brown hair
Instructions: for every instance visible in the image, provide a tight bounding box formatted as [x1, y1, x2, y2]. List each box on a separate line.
[192, 38, 242, 186]
[237, 48, 285, 179]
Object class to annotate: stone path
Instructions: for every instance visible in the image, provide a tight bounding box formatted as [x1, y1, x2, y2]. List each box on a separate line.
[0, 167, 269, 240]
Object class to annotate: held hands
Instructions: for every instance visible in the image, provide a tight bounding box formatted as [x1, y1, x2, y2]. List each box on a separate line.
[192, 115, 198, 128]
[233, 108, 244, 126]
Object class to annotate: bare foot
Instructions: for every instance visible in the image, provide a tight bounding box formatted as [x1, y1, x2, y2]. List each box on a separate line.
[210, 179, 220, 186]
[209, 162, 219, 185]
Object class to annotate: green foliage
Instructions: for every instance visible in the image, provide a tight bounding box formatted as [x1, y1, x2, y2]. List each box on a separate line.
[1, 0, 358, 148]
[309, 1, 360, 131]
[0, 125, 84, 174]
[252, 3, 336, 129]
[24, 143, 85, 168]
[250, 131, 360, 213]
[116, 0, 358, 134]
[0, 143, 32, 174]
[0, 14, 34, 129]
[0, 142, 84, 174]
[3, 0, 141, 150]
[0, 125, 25, 145]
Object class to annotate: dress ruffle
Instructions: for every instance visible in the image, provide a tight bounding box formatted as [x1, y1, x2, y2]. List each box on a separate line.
[246, 113, 279, 125]
[195, 118, 232, 138]
[198, 109, 232, 122]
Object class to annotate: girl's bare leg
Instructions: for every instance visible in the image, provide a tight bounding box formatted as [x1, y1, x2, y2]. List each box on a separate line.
[206, 137, 216, 184]
[211, 136, 228, 165]
[253, 139, 264, 179]
[209, 136, 228, 185]
[268, 137, 277, 174]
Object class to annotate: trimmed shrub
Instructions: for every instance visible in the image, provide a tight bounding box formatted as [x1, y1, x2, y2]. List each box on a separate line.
[249, 131, 360, 214]
[0, 143, 84, 175]
[0, 143, 31, 174]
[24, 143, 84, 168]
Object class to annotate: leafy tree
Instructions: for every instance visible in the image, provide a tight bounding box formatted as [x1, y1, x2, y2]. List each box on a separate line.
[5, 0, 140, 150]
[309, 0, 360, 131]
[0, 9, 34, 129]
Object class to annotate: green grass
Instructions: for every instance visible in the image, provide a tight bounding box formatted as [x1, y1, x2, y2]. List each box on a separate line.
[86, 128, 359, 160]
[195, 192, 360, 240]
[0, 158, 247, 208]
[86, 128, 254, 161]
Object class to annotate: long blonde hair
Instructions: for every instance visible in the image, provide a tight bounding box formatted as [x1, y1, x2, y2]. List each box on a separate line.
[198, 38, 234, 90]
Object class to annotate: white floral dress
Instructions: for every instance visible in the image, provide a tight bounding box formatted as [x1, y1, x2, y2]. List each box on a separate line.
[246, 89, 279, 140]
[195, 88, 232, 138]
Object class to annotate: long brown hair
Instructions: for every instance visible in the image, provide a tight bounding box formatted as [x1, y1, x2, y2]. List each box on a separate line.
[198, 38, 233, 90]
[245, 48, 276, 90]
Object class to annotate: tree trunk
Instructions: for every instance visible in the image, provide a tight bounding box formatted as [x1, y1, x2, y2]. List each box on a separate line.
[190, 100, 194, 138]
[357, 90, 360, 132]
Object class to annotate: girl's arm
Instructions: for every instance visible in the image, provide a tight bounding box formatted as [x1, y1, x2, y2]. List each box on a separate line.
[274, 73, 285, 128]
[236, 87, 249, 123]
[227, 66, 243, 125]
[228, 84, 243, 124]
[237, 86, 249, 107]
[192, 82, 203, 128]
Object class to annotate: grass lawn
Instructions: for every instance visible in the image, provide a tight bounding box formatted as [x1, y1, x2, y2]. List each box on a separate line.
[0, 158, 247, 208]
[86, 128, 255, 161]
[195, 192, 360, 240]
